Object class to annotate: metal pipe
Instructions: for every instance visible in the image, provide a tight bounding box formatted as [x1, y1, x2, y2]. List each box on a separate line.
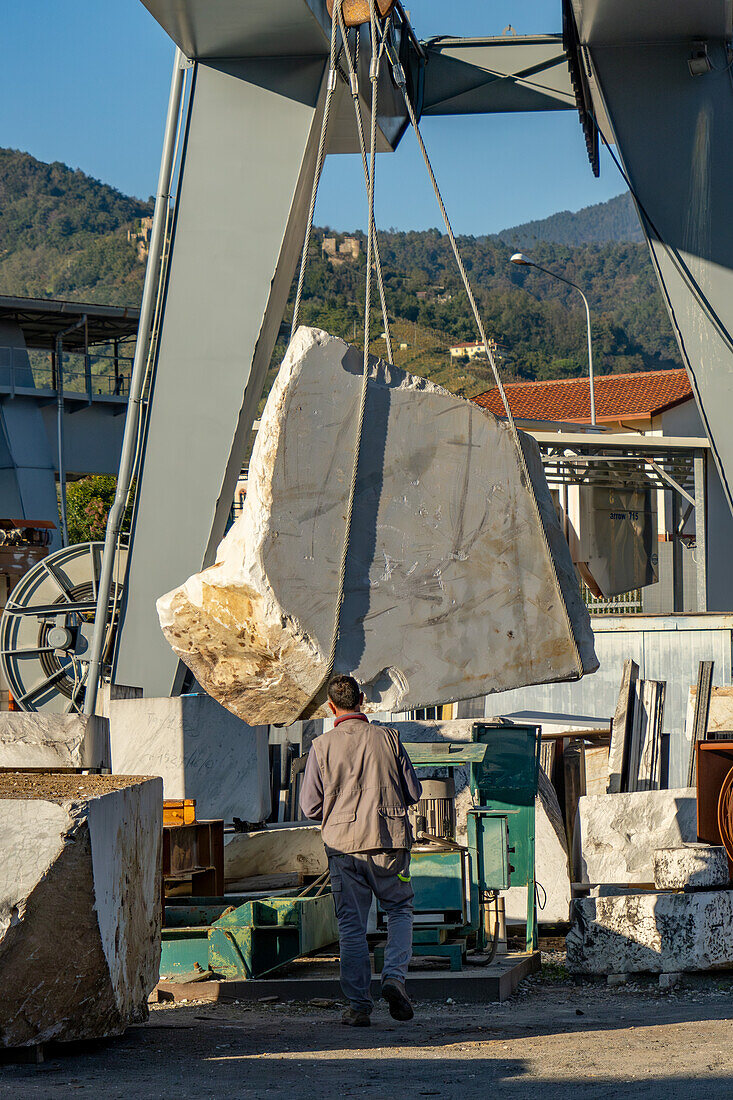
[55, 318, 86, 547]
[83, 48, 187, 716]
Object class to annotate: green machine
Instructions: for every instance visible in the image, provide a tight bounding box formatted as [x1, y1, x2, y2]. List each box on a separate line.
[161, 889, 339, 980]
[375, 721, 541, 972]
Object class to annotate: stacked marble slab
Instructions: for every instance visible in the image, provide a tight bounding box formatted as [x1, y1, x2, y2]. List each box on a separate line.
[568, 788, 733, 975]
[158, 327, 597, 726]
[0, 773, 162, 1048]
[0, 713, 110, 770]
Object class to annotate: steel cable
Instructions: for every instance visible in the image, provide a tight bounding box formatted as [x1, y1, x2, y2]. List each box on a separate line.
[322, 0, 386, 687]
[384, 33, 583, 676]
[291, 3, 343, 337]
[337, 11, 394, 363]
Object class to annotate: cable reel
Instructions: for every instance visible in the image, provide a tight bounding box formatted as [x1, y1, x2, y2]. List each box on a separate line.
[0, 541, 128, 713]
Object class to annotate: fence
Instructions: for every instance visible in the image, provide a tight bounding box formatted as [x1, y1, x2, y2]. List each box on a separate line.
[0, 346, 133, 398]
[581, 582, 643, 614]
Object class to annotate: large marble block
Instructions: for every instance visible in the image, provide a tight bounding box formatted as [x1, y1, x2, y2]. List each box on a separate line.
[0, 713, 110, 770]
[0, 773, 161, 1047]
[566, 890, 733, 974]
[158, 327, 597, 725]
[573, 788, 697, 884]
[109, 694, 270, 823]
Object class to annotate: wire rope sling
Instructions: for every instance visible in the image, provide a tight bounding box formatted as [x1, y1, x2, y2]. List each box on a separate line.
[289, 0, 582, 686]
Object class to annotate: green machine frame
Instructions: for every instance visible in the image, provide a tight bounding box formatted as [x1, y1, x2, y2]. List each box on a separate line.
[470, 722, 542, 953]
[384, 721, 541, 968]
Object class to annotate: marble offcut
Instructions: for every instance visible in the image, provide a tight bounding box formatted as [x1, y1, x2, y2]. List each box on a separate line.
[158, 327, 597, 725]
[0, 774, 161, 1047]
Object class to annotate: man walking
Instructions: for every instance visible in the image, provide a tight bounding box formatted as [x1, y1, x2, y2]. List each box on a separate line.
[300, 674, 422, 1026]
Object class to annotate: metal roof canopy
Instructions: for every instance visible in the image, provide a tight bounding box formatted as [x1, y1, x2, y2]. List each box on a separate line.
[0, 296, 140, 353]
[532, 429, 708, 506]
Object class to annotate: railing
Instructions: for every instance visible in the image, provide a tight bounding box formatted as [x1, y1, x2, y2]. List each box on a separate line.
[0, 345, 134, 398]
[581, 582, 643, 615]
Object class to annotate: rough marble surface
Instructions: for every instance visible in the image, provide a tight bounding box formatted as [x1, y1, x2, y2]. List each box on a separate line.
[566, 890, 733, 974]
[0, 713, 110, 770]
[224, 823, 327, 885]
[109, 695, 270, 823]
[158, 327, 597, 725]
[0, 775, 161, 1047]
[573, 788, 697, 884]
[653, 844, 730, 890]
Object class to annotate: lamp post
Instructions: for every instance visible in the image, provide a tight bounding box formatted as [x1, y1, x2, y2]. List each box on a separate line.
[510, 252, 596, 426]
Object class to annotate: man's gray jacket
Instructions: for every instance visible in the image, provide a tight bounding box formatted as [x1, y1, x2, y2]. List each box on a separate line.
[299, 717, 422, 854]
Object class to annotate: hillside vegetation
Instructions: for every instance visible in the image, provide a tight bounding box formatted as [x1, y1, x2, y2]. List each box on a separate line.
[499, 191, 644, 247]
[0, 148, 151, 304]
[0, 148, 680, 401]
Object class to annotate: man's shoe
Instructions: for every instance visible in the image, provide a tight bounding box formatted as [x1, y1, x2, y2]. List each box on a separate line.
[341, 1007, 371, 1027]
[381, 978, 414, 1021]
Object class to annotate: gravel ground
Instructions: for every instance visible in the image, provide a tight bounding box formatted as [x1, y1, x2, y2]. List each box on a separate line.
[1, 953, 732, 1098]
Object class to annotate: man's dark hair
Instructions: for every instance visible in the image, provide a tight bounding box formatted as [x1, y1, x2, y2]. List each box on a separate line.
[327, 674, 362, 711]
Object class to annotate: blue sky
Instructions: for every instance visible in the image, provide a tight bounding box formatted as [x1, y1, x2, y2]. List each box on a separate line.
[3, 1, 626, 234]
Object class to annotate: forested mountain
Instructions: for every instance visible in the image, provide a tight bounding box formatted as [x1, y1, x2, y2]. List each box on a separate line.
[0, 148, 680, 399]
[293, 228, 680, 389]
[499, 192, 644, 247]
[0, 148, 151, 304]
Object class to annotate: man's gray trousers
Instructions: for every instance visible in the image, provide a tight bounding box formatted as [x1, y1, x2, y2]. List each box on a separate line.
[328, 849, 414, 1013]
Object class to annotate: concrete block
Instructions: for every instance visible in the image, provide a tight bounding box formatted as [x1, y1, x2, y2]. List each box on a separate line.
[607, 973, 628, 985]
[158, 327, 597, 726]
[0, 773, 162, 1047]
[224, 823, 327, 886]
[567, 890, 733, 974]
[0, 713, 110, 770]
[653, 845, 730, 890]
[109, 694, 270, 823]
[573, 788, 697, 885]
[659, 971, 681, 989]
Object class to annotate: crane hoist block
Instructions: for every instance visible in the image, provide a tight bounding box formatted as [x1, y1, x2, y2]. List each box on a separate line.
[326, 0, 395, 28]
[157, 327, 598, 726]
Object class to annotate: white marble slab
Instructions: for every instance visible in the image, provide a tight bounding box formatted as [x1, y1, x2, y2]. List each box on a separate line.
[109, 694, 270, 823]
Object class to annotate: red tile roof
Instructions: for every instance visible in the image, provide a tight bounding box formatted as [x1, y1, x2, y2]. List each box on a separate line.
[472, 368, 692, 424]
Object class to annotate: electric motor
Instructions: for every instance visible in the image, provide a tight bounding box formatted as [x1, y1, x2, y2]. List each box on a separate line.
[408, 776, 456, 841]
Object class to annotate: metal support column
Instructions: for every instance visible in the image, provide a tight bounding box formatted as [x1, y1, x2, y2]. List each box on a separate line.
[84, 49, 188, 715]
[112, 56, 329, 697]
[694, 450, 708, 613]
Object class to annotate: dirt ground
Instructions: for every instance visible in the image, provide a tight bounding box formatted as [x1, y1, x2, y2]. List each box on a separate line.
[2, 957, 732, 1098]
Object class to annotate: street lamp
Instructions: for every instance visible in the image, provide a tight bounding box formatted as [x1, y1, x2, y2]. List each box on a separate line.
[510, 252, 597, 426]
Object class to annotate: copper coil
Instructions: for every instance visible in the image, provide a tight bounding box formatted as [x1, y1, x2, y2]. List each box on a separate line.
[326, 0, 396, 27]
[717, 764, 733, 863]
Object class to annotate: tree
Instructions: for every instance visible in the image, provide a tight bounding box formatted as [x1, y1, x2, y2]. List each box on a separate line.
[65, 476, 132, 545]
